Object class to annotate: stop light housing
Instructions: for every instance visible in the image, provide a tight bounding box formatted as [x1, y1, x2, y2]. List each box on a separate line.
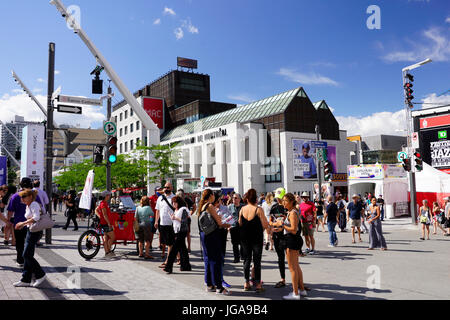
[93, 145, 104, 165]
[405, 74, 414, 107]
[402, 158, 411, 172]
[414, 150, 423, 171]
[107, 136, 118, 164]
[324, 160, 333, 181]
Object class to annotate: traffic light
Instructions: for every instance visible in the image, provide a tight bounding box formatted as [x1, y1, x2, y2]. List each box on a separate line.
[414, 150, 423, 172]
[404, 73, 414, 108]
[402, 158, 411, 172]
[93, 145, 104, 165]
[15, 148, 21, 160]
[107, 136, 118, 164]
[323, 160, 333, 181]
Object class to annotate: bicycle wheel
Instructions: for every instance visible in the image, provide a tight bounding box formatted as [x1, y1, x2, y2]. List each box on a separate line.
[78, 230, 101, 260]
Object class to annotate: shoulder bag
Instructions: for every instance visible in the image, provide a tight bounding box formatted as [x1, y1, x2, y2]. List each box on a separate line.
[30, 203, 55, 233]
[199, 204, 217, 236]
[179, 208, 189, 234]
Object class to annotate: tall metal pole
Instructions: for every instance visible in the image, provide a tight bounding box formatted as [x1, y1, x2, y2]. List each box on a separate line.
[45, 43, 55, 245]
[315, 124, 322, 201]
[403, 70, 417, 224]
[106, 84, 112, 192]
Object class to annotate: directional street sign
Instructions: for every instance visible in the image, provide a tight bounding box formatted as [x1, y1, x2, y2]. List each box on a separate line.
[58, 95, 102, 106]
[57, 104, 83, 114]
[103, 121, 117, 136]
[398, 151, 408, 162]
[311, 141, 328, 149]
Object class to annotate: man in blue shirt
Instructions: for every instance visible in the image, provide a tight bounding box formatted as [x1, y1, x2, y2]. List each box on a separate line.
[346, 194, 364, 244]
[298, 143, 317, 179]
[7, 177, 42, 267]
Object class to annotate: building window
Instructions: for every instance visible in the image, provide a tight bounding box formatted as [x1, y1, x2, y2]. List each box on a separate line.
[125, 126, 128, 135]
[120, 143, 123, 154]
[125, 110, 128, 119]
[144, 136, 148, 147]
[130, 123, 134, 133]
[130, 140, 134, 150]
[120, 128, 123, 137]
[136, 121, 140, 130]
[124, 142, 128, 153]
[115, 116, 118, 123]
[130, 109, 133, 117]
[265, 157, 281, 183]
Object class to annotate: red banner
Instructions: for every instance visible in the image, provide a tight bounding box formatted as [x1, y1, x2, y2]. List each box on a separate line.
[142, 97, 164, 129]
[420, 114, 450, 129]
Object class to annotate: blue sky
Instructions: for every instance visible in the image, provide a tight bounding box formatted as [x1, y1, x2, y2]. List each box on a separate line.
[0, 0, 449, 136]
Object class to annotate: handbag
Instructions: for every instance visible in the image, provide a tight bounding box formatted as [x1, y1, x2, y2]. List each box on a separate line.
[179, 208, 189, 234]
[199, 204, 217, 236]
[30, 203, 55, 233]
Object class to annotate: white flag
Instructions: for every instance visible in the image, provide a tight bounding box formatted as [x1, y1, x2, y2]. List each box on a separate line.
[79, 170, 95, 210]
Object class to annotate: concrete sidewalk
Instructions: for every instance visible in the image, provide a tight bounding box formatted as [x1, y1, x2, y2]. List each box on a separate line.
[0, 216, 448, 300]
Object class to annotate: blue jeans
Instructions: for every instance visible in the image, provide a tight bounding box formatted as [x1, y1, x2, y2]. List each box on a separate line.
[380, 209, 384, 221]
[200, 230, 224, 289]
[22, 230, 45, 283]
[327, 222, 337, 245]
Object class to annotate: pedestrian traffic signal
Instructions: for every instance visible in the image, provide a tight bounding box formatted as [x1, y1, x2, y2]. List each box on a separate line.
[402, 158, 411, 172]
[324, 160, 333, 181]
[414, 150, 423, 172]
[93, 145, 104, 165]
[107, 136, 118, 164]
[405, 73, 414, 82]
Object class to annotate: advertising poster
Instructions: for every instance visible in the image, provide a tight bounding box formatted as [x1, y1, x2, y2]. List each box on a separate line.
[292, 139, 337, 180]
[79, 170, 95, 210]
[348, 164, 384, 180]
[421, 126, 450, 174]
[0, 156, 7, 186]
[20, 125, 45, 182]
[142, 97, 164, 130]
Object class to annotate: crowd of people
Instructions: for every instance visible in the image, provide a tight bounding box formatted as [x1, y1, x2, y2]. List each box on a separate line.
[2, 176, 450, 298]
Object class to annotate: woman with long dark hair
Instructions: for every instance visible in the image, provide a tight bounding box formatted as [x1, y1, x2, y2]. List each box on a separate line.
[239, 189, 268, 292]
[367, 197, 387, 251]
[272, 193, 306, 300]
[164, 196, 191, 273]
[63, 191, 78, 231]
[198, 189, 232, 295]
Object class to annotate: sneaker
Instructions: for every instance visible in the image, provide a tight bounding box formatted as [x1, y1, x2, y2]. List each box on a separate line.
[265, 242, 270, 251]
[33, 275, 47, 288]
[283, 292, 300, 300]
[300, 290, 308, 296]
[309, 250, 315, 255]
[13, 281, 31, 287]
[222, 280, 231, 288]
[334, 239, 339, 246]
[328, 245, 335, 248]
[16, 263, 24, 268]
[305, 248, 311, 253]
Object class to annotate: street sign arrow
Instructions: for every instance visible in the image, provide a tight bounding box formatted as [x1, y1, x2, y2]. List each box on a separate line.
[57, 104, 83, 114]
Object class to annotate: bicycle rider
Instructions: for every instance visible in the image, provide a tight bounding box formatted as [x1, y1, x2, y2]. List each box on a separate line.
[96, 191, 115, 259]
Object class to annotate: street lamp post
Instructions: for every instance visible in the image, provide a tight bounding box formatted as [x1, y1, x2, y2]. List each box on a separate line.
[402, 58, 432, 224]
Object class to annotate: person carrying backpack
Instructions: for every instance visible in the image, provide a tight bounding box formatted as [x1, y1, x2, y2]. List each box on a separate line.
[299, 192, 316, 254]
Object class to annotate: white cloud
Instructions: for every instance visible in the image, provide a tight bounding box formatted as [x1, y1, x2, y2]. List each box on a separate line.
[421, 93, 450, 109]
[55, 70, 60, 75]
[37, 78, 45, 83]
[446, 17, 450, 23]
[309, 62, 336, 68]
[227, 94, 254, 104]
[33, 88, 43, 93]
[383, 27, 450, 62]
[277, 68, 339, 86]
[163, 7, 176, 16]
[174, 27, 184, 40]
[153, 18, 161, 25]
[0, 92, 105, 129]
[181, 18, 199, 34]
[12, 89, 22, 94]
[336, 109, 407, 137]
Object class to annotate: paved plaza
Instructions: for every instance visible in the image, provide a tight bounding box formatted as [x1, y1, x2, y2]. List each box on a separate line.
[0, 210, 449, 300]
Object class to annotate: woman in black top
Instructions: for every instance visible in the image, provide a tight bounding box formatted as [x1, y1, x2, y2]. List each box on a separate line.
[315, 200, 326, 232]
[63, 192, 78, 231]
[239, 189, 269, 292]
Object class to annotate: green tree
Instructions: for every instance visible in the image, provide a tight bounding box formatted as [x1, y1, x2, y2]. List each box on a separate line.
[7, 167, 18, 186]
[132, 142, 180, 185]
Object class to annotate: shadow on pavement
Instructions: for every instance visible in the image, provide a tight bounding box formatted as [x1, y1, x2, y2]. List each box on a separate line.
[310, 283, 390, 300]
[309, 250, 372, 260]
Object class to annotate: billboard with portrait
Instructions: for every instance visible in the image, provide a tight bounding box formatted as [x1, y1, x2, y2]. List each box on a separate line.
[292, 139, 337, 180]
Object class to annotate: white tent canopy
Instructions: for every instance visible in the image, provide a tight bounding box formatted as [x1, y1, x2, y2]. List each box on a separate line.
[415, 162, 450, 193]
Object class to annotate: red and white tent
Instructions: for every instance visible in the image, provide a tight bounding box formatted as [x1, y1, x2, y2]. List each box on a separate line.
[414, 162, 450, 207]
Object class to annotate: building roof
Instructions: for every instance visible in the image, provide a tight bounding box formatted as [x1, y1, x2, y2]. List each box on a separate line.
[161, 87, 307, 141]
[313, 100, 331, 111]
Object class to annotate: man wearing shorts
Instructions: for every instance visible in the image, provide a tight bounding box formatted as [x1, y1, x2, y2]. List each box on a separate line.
[155, 182, 175, 267]
[299, 192, 316, 254]
[346, 194, 364, 244]
[96, 191, 115, 258]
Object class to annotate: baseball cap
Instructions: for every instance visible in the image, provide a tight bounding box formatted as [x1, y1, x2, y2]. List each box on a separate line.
[301, 192, 310, 198]
[102, 190, 112, 197]
[302, 142, 310, 150]
[275, 188, 286, 200]
[352, 194, 360, 199]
